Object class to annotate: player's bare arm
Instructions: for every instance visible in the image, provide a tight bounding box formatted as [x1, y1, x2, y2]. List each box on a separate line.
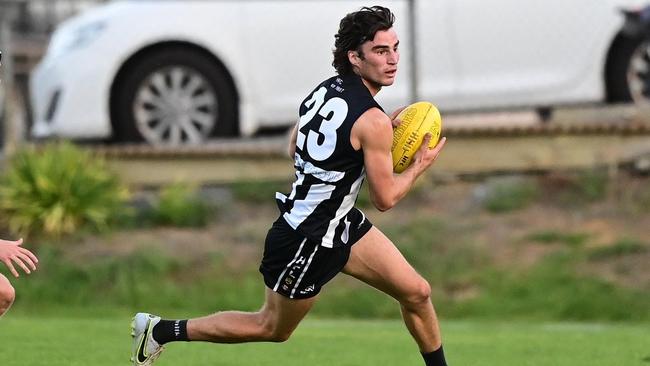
[0, 238, 38, 278]
[352, 108, 447, 211]
[287, 121, 299, 159]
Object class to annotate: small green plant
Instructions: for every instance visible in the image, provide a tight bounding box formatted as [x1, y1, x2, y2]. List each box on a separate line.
[231, 180, 290, 203]
[588, 238, 647, 261]
[355, 185, 373, 208]
[552, 169, 610, 207]
[483, 179, 539, 213]
[575, 169, 609, 202]
[0, 142, 129, 238]
[149, 182, 212, 227]
[626, 179, 650, 213]
[526, 230, 590, 247]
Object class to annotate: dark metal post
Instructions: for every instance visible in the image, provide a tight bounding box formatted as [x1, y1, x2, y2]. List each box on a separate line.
[1, 2, 24, 157]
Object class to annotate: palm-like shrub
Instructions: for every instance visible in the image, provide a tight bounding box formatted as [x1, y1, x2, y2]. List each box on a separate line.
[0, 142, 129, 237]
[150, 182, 212, 227]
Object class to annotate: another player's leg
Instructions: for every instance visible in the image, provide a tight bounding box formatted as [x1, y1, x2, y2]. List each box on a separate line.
[342, 226, 447, 366]
[0, 274, 15, 317]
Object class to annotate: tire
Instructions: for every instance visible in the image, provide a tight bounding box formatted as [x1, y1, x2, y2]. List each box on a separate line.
[111, 47, 237, 145]
[606, 35, 650, 105]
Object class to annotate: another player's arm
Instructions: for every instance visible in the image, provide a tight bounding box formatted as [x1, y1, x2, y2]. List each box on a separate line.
[352, 108, 446, 212]
[0, 238, 38, 278]
[287, 121, 299, 159]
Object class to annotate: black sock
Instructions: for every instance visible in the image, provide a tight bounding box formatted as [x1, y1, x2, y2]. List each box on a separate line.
[422, 345, 447, 366]
[152, 319, 189, 345]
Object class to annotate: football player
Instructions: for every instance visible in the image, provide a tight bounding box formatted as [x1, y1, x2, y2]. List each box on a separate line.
[132, 6, 448, 366]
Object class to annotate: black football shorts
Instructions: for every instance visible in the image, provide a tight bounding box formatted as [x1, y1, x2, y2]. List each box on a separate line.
[259, 209, 372, 299]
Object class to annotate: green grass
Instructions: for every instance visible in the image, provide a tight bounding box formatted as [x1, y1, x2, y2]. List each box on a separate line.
[0, 316, 648, 366]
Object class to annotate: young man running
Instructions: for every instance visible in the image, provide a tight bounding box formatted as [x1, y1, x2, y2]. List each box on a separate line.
[132, 6, 448, 366]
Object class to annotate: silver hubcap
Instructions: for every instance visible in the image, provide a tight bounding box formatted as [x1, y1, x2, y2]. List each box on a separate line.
[627, 41, 650, 105]
[134, 66, 218, 145]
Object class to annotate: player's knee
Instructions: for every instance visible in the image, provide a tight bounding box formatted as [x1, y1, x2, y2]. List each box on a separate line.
[269, 330, 292, 343]
[261, 323, 293, 343]
[259, 317, 293, 343]
[402, 278, 431, 308]
[0, 283, 16, 314]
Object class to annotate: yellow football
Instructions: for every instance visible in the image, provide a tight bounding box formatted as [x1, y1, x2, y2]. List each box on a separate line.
[391, 102, 442, 173]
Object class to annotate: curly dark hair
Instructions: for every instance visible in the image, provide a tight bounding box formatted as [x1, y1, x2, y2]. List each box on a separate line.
[332, 6, 395, 75]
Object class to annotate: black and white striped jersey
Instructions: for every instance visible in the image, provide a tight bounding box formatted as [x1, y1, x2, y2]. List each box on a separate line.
[276, 73, 382, 248]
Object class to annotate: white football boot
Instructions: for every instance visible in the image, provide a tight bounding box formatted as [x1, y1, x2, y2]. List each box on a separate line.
[131, 313, 165, 365]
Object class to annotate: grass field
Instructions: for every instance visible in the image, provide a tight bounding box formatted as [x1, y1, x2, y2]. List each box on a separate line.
[1, 316, 648, 366]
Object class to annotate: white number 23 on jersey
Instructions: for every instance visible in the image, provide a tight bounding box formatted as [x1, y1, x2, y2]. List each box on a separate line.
[297, 87, 349, 161]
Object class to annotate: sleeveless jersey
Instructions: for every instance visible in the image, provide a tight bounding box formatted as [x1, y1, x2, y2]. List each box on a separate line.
[275, 73, 383, 248]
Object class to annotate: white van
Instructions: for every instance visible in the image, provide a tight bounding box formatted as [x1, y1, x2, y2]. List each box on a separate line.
[30, 0, 650, 146]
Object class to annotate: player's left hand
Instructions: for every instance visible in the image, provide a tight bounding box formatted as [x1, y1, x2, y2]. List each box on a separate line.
[389, 106, 406, 128]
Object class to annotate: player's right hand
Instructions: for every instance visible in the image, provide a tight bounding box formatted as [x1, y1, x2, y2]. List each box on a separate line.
[412, 135, 447, 171]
